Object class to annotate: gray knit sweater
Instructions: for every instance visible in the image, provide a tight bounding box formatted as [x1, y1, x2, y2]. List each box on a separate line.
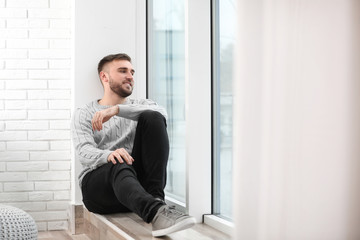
[71, 98, 167, 186]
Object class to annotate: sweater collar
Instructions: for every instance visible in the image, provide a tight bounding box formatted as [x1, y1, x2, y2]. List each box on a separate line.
[94, 98, 130, 109]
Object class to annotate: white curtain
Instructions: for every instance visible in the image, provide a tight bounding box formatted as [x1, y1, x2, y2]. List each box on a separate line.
[233, 0, 360, 239]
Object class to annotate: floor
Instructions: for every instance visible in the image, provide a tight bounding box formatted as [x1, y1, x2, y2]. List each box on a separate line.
[38, 231, 91, 240]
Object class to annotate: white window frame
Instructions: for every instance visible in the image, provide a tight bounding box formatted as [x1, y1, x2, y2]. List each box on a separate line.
[146, 0, 234, 235]
[204, 215, 234, 236]
[183, 0, 212, 222]
[185, 0, 234, 235]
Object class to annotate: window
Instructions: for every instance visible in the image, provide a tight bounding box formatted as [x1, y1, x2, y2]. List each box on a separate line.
[212, 0, 236, 221]
[147, 0, 186, 204]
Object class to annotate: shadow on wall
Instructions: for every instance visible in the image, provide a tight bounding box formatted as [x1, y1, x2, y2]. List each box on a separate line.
[347, 0, 360, 237]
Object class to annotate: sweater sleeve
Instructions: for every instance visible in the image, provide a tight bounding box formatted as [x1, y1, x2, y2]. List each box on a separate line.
[117, 99, 168, 121]
[71, 108, 112, 169]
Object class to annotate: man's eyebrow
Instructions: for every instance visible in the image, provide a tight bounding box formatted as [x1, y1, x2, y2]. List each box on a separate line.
[118, 67, 135, 74]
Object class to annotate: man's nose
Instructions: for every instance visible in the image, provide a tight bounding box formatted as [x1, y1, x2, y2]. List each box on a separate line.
[126, 72, 133, 80]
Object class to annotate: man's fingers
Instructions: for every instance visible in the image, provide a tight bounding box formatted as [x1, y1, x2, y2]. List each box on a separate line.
[125, 158, 132, 165]
[96, 115, 103, 130]
[92, 107, 120, 131]
[115, 149, 133, 165]
[108, 155, 117, 164]
[92, 112, 104, 131]
[107, 149, 134, 166]
[122, 153, 132, 165]
[92, 113, 98, 130]
[114, 152, 124, 163]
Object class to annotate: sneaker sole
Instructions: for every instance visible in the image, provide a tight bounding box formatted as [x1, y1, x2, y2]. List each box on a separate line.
[152, 217, 196, 237]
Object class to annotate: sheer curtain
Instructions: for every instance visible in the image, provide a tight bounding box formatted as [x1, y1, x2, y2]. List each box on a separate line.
[233, 0, 360, 239]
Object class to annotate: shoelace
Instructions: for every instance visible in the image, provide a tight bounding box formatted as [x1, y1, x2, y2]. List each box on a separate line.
[163, 206, 186, 219]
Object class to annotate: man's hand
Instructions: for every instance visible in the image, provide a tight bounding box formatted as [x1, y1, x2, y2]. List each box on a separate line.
[108, 148, 134, 165]
[91, 105, 119, 131]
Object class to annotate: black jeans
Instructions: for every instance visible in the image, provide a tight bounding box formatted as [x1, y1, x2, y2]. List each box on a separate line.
[81, 111, 169, 223]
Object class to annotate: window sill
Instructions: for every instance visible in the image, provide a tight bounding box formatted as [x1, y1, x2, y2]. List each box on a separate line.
[164, 195, 186, 213]
[203, 215, 234, 236]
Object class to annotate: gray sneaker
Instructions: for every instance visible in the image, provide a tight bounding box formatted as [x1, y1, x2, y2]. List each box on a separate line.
[151, 205, 196, 237]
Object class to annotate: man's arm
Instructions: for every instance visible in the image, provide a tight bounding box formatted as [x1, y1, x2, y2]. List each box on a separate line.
[72, 108, 112, 169]
[92, 99, 167, 131]
[117, 99, 168, 121]
[73, 107, 135, 166]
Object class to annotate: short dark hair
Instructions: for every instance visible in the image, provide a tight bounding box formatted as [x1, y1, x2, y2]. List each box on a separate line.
[97, 53, 132, 75]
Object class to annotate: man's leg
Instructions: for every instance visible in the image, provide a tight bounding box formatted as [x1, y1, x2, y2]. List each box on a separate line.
[129, 111, 196, 237]
[81, 111, 195, 236]
[81, 161, 164, 222]
[132, 111, 169, 200]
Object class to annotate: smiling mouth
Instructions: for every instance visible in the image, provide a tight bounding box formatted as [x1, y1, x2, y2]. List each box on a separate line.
[124, 82, 133, 89]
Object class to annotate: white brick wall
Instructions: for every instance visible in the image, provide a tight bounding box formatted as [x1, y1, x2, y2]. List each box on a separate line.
[0, 0, 71, 231]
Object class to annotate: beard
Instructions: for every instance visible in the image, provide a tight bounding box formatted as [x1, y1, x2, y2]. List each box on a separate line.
[109, 76, 133, 98]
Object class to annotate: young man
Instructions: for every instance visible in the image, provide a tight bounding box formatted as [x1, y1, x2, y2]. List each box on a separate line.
[71, 53, 195, 237]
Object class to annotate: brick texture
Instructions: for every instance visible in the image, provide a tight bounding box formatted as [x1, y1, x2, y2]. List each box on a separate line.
[0, 0, 71, 231]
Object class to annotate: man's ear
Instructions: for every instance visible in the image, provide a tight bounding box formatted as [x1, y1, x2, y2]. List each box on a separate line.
[99, 71, 109, 84]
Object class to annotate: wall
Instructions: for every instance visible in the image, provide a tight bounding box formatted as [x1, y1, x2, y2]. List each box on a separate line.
[0, 0, 72, 231]
[72, 0, 146, 205]
[233, 0, 360, 239]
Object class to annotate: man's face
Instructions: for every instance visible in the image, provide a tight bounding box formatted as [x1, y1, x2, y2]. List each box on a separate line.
[103, 60, 135, 98]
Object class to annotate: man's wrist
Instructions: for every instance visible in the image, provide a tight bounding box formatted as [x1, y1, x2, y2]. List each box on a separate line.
[113, 105, 119, 115]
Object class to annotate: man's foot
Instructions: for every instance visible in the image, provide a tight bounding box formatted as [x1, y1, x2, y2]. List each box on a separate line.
[151, 205, 196, 237]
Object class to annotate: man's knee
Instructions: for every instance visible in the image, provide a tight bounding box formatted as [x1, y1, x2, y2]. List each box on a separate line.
[138, 110, 166, 126]
[111, 162, 137, 180]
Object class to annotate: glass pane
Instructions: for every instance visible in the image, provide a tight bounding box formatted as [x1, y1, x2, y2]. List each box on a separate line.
[147, 0, 186, 203]
[213, 0, 236, 220]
